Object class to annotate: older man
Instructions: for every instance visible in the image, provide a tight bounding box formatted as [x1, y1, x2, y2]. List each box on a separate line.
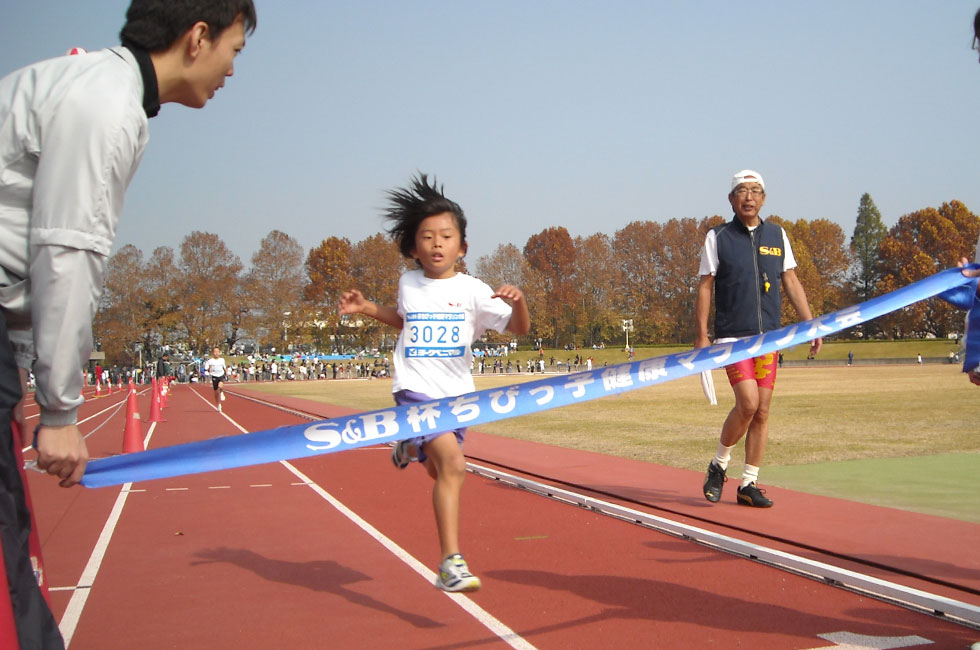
[694, 170, 821, 508]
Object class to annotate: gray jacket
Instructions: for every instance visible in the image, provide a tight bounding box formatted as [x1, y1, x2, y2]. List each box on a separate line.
[0, 47, 149, 424]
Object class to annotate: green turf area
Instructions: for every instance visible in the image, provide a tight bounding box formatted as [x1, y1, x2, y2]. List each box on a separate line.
[238, 359, 980, 523]
[747, 453, 980, 523]
[484, 337, 963, 370]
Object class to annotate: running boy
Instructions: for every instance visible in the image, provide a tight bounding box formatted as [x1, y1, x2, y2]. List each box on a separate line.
[339, 174, 530, 592]
[204, 347, 228, 411]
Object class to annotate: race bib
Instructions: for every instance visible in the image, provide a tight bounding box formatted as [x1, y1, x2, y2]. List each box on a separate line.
[404, 312, 466, 358]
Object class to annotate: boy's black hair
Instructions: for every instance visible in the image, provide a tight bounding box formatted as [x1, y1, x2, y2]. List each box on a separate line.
[384, 173, 468, 261]
[120, 0, 257, 52]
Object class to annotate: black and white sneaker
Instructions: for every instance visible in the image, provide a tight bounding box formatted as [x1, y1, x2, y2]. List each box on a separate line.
[703, 461, 726, 503]
[390, 440, 417, 469]
[736, 482, 773, 508]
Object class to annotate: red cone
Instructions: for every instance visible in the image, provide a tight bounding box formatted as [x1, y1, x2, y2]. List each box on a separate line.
[149, 378, 163, 423]
[123, 389, 144, 453]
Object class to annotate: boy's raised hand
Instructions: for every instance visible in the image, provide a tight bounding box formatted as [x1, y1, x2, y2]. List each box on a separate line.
[339, 289, 366, 315]
[494, 284, 531, 335]
[491, 284, 524, 305]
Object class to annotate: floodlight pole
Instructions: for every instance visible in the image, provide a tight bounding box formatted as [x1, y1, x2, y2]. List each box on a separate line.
[622, 319, 633, 351]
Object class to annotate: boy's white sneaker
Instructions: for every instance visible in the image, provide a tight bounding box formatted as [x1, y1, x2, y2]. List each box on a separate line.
[435, 554, 481, 592]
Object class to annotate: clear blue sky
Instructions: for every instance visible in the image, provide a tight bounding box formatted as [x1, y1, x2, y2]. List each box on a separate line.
[4, 1, 980, 268]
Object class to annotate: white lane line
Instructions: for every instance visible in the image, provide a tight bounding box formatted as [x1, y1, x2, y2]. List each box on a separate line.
[64, 392, 533, 649]
[59, 420, 159, 647]
[468, 463, 980, 628]
[21, 393, 131, 453]
[214, 397, 534, 648]
[208, 486, 231, 490]
[280, 461, 536, 650]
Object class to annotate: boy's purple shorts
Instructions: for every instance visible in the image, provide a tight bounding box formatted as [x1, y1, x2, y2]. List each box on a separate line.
[393, 389, 466, 463]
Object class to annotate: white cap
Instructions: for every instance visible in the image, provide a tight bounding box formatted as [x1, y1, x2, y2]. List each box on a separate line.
[731, 169, 765, 192]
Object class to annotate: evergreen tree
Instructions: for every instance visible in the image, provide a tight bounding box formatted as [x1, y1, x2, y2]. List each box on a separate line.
[850, 193, 887, 302]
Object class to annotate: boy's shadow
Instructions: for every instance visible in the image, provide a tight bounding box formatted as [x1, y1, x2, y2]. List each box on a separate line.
[193, 547, 441, 629]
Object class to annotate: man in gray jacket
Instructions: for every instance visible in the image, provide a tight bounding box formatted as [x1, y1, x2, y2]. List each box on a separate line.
[0, 2, 256, 646]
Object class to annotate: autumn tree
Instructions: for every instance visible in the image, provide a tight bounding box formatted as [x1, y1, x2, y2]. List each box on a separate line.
[350, 233, 405, 305]
[571, 234, 621, 347]
[474, 243, 539, 346]
[660, 218, 710, 343]
[96, 246, 182, 364]
[346, 233, 409, 350]
[524, 227, 578, 348]
[175, 231, 243, 354]
[94, 245, 150, 364]
[245, 230, 307, 350]
[797, 219, 849, 313]
[304, 236, 354, 351]
[877, 201, 980, 338]
[768, 216, 848, 325]
[611, 221, 673, 343]
[144, 246, 182, 350]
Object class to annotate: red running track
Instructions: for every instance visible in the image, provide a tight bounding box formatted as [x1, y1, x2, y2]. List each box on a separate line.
[18, 382, 980, 649]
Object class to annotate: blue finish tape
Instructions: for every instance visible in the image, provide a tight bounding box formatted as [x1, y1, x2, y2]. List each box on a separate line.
[81, 266, 978, 488]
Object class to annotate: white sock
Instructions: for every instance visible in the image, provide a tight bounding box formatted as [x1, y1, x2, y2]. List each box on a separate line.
[713, 443, 735, 471]
[742, 464, 760, 488]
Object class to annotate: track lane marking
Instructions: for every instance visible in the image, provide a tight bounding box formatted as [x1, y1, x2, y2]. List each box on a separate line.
[280, 461, 536, 650]
[199, 387, 535, 650]
[58, 420, 159, 647]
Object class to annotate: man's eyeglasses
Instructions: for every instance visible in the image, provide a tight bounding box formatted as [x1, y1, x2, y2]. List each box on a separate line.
[732, 187, 764, 198]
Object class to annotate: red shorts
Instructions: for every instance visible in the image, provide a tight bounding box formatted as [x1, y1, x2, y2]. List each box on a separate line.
[725, 352, 777, 389]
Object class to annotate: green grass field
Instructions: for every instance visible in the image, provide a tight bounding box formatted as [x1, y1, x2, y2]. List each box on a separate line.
[486, 337, 963, 370]
[239, 355, 980, 523]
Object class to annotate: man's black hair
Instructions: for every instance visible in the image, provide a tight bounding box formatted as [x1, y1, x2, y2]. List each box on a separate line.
[974, 8, 980, 40]
[384, 174, 467, 261]
[120, 0, 257, 52]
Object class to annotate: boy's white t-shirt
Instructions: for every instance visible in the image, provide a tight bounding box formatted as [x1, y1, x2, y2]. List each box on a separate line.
[204, 357, 226, 378]
[393, 270, 513, 398]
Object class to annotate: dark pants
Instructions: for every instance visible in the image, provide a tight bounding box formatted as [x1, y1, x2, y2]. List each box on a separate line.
[0, 314, 63, 649]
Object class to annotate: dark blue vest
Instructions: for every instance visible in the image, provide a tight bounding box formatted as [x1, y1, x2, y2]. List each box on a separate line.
[712, 217, 786, 338]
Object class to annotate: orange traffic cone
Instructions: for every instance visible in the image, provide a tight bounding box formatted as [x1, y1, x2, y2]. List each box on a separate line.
[160, 379, 168, 408]
[106, 380, 112, 395]
[123, 389, 144, 453]
[149, 378, 163, 423]
[95, 381, 102, 397]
